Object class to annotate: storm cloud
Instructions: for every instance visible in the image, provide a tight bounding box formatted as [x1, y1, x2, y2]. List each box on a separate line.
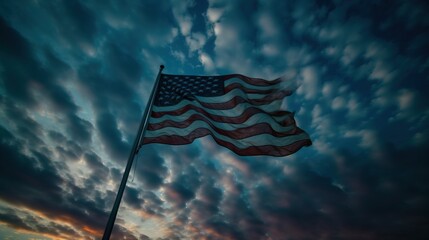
[1, 0, 428, 239]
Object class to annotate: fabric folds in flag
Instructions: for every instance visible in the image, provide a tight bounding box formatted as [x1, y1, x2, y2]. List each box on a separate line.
[141, 73, 311, 156]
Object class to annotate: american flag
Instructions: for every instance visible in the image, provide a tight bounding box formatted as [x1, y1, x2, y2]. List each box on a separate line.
[141, 73, 311, 156]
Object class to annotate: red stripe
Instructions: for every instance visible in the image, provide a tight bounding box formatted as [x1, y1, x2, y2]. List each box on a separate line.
[147, 74, 311, 156]
[152, 105, 292, 123]
[147, 121, 301, 139]
[148, 111, 295, 130]
[224, 82, 277, 94]
[221, 74, 281, 86]
[201, 89, 291, 109]
[142, 128, 311, 156]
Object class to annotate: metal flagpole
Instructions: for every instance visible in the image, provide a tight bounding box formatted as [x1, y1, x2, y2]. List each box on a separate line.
[102, 65, 165, 240]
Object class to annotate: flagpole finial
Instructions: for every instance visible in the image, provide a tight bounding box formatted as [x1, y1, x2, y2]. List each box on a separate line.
[160, 65, 165, 70]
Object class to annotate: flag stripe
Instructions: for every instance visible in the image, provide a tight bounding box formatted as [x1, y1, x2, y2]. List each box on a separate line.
[225, 82, 277, 94]
[150, 104, 292, 124]
[222, 74, 282, 86]
[148, 112, 296, 134]
[148, 111, 294, 130]
[143, 128, 311, 156]
[142, 73, 311, 157]
[145, 121, 309, 146]
[198, 90, 291, 110]
[147, 120, 299, 139]
[223, 77, 281, 91]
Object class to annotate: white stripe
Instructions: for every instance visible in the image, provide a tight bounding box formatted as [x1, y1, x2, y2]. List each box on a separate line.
[145, 120, 309, 147]
[152, 97, 284, 118]
[149, 107, 290, 124]
[149, 112, 294, 133]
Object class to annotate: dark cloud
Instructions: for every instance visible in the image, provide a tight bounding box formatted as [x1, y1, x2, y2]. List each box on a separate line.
[75, 48, 145, 162]
[0, 97, 45, 147]
[64, 113, 93, 144]
[0, 131, 111, 238]
[244, 144, 429, 239]
[165, 181, 196, 208]
[110, 225, 139, 240]
[0, 207, 81, 238]
[0, 17, 41, 108]
[0, 211, 31, 232]
[163, 165, 202, 209]
[124, 186, 144, 209]
[49, 130, 84, 162]
[2, 46, 75, 113]
[140, 190, 165, 218]
[135, 147, 168, 189]
[327, 145, 429, 238]
[104, 43, 143, 85]
[0, 129, 64, 206]
[84, 151, 110, 185]
[1, 0, 428, 239]
[159, 139, 428, 239]
[96, 111, 130, 161]
[0, 16, 93, 146]
[199, 181, 223, 207]
[60, 1, 98, 45]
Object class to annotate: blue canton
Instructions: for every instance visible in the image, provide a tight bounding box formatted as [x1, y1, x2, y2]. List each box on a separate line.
[155, 75, 225, 106]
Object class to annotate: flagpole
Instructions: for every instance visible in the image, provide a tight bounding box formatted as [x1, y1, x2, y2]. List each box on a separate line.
[102, 65, 164, 240]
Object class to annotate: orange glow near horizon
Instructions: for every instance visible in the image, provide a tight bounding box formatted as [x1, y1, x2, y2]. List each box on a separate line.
[83, 225, 102, 236]
[0, 201, 96, 240]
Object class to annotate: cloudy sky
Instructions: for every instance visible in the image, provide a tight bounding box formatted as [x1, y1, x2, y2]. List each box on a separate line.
[1, 0, 429, 239]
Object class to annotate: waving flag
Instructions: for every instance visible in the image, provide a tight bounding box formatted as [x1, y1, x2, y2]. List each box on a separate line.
[141, 73, 311, 156]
